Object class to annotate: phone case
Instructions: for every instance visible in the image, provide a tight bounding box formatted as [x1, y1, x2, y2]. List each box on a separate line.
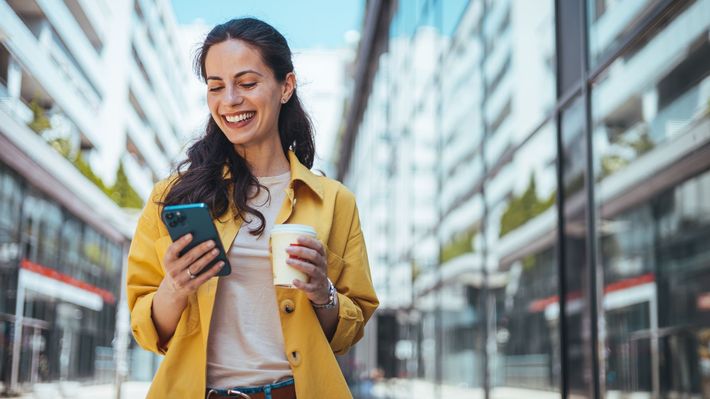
[161, 203, 232, 277]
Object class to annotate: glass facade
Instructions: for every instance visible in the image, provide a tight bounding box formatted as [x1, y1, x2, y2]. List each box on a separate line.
[0, 161, 123, 388]
[591, 0, 710, 396]
[341, 0, 710, 397]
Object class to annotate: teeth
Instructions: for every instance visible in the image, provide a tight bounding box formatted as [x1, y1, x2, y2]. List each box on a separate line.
[225, 112, 255, 123]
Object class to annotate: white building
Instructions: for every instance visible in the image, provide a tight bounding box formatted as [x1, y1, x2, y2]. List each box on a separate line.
[0, 0, 198, 391]
[293, 48, 352, 177]
[0, 0, 195, 198]
[344, 27, 445, 311]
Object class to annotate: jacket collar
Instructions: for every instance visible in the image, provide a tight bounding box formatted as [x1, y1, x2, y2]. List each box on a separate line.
[287, 150, 323, 200]
[221, 150, 323, 200]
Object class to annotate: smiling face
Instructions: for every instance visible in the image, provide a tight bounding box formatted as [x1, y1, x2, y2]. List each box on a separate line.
[204, 39, 294, 154]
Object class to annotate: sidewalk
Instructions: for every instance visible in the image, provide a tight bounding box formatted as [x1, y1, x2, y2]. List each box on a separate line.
[15, 381, 150, 399]
[370, 379, 561, 399]
[11, 379, 599, 398]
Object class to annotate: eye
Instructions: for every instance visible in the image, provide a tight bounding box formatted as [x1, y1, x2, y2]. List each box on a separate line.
[241, 82, 257, 88]
[208, 86, 223, 92]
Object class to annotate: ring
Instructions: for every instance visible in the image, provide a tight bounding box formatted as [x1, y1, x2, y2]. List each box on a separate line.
[186, 268, 196, 279]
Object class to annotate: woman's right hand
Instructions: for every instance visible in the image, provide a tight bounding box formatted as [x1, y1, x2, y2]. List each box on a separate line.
[159, 233, 225, 299]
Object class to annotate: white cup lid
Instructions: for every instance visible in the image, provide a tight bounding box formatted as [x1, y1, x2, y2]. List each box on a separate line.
[271, 224, 316, 236]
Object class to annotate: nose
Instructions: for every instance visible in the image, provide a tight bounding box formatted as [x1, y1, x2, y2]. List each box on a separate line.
[224, 86, 244, 106]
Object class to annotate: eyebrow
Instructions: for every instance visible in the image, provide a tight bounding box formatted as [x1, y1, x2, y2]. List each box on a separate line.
[206, 70, 263, 81]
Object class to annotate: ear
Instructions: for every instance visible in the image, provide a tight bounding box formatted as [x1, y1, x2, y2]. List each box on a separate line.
[281, 72, 296, 103]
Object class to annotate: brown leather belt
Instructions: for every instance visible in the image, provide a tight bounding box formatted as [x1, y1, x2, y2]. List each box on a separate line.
[206, 381, 296, 399]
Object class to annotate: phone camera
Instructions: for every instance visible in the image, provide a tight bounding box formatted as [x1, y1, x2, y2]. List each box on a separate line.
[166, 213, 174, 220]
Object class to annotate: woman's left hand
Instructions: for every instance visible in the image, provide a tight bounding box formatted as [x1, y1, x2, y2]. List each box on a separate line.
[285, 236, 330, 305]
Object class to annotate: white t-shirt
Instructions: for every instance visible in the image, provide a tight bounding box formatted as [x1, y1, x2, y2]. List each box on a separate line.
[206, 171, 293, 388]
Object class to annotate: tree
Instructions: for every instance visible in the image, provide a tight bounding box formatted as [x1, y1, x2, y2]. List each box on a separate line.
[73, 151, 110, 194]
[440, 227, 477, 264]
[111, 163, 144, 209]
[66, 152, 144, 209]
[28, 99, 51, 133]
[499, 174, 555, 238]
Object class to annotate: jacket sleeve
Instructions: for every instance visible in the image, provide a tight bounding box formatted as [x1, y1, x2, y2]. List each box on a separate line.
[329, 191, 379, 355]
[126, 182, 170, 355]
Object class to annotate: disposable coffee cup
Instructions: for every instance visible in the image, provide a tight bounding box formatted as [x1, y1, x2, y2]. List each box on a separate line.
[270, 224, 317, 286]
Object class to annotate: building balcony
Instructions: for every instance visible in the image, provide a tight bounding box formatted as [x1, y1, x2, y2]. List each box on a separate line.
[124, 101, 171, 178]
[0, 0, 101, 148]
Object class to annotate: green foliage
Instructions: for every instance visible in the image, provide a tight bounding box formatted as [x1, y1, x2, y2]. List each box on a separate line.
[597, 130, 655, 181]
[73, 152, 110, 194]
[440, 227, 477, 264]
[84, 242, 103, 264]
[38, 106, 145, 209]
[411, 260, 421, 282]
[499, 174, 555, 238]
[28, 99, 51, 133]
[626, 132, 654, 155]
[111, 163, 144, 209]
[49, 137, 73, 158]
[600, 155, 627, 180]
[522, 254, 536, 270]
[69, 152, 144, 209]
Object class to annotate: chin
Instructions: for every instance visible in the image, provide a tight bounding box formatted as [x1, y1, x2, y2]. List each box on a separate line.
[222, 129, 263, 148]
[224, 134, 253, 146]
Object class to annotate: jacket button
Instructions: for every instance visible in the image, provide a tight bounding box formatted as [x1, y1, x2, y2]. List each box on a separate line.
[281, 299, 295, 314]
[288, 350, 302, 366]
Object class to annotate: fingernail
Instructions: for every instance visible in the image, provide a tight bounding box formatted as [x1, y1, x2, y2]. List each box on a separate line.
[219, 261, 225, 268]
[212, 249, 219, 255]
[208, 240, 215, 248]
[183, 234, 192, 241]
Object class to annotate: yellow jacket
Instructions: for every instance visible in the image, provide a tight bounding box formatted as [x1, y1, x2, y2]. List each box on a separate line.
[127, 151, 379, 398]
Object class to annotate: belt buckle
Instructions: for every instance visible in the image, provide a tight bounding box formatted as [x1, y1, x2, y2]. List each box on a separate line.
[226, 389, 252, 399]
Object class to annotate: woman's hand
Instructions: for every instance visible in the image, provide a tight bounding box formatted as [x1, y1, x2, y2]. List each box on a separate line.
[159, 233, 225, 299]
[285, 236, 330, 305]
[151, 233, 224, 348]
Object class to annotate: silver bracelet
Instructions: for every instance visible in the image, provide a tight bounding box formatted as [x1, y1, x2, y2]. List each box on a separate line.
[311, 278, 337, 309]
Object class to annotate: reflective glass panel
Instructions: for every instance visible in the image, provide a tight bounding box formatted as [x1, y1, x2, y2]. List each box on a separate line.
[592, 1, 710, 396]
[562, 96, 594, 398]
[488, 122, 560, 398]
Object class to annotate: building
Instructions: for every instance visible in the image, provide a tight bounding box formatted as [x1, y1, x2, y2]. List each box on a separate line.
[336, 0, 710, 397]
[0, 0, 195, 393]
[293, 48, 354, 177]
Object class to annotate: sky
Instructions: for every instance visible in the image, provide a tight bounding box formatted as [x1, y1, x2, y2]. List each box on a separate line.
[171, 0, 365, 50]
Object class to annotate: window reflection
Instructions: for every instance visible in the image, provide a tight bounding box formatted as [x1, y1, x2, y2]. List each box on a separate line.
[561, 96, 595, 397]
[0, 159, 124, 383]
[592, 1, 710, 396]
[592, 0, 710, 182]
[597, 171, 710, 397]
[489, 122, 559, 396]
[586, 0, 661, 66]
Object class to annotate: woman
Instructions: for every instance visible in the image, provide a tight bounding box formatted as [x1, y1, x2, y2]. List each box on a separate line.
[127, 18, 378, 398]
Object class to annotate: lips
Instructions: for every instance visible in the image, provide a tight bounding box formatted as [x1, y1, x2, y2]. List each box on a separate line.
[222, 111, 256, 129]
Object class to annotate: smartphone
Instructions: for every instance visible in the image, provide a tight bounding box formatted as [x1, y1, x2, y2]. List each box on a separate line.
[161, 203, 232, 277]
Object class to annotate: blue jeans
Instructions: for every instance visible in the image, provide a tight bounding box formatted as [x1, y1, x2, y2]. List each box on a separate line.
[206, 377, 295, 399]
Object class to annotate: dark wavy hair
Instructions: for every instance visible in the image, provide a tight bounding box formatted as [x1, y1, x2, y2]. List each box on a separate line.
[161, 18, 315, 236]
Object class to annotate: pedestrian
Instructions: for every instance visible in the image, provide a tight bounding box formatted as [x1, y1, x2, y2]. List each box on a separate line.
[126, 17, 378, 399]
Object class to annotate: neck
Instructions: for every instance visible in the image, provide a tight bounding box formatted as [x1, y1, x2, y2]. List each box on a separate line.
[234, 136, 290, 177]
